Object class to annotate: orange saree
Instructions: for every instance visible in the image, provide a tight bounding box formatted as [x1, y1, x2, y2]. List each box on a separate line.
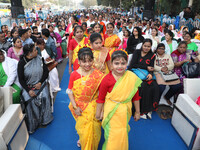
[104, 34, 121, 56]
[68, 69, 104, 150]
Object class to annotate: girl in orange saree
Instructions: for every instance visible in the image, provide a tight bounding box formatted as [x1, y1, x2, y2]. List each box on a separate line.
[104, 23, 121, 56]
[68, 26, 89, 73]
[90, 33, 111, 74]
[96, 50, 142, 150]
[67, 48, 104, 150]
[92, 23, 105, 45]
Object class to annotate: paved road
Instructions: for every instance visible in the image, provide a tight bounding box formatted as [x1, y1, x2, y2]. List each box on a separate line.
[53, 57, 68, 100]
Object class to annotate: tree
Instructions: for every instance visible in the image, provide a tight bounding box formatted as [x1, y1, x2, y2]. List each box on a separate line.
[82, 0, 97, 8]
[99, 0, 144, 10]
[22, 0, 37, 8]
[192, 0, 200, 15]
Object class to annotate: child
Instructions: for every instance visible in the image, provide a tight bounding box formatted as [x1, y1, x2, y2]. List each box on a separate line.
[87, 27, 94, 39]
[92, 23, 105, 45]
[104, 23, 121, 56]
[119, 29, 130, 50]
[67, 48, 104, 150]
[68, 25, 89, 73]
[90, 33, 111, 74]
[96, 50, 142, 150]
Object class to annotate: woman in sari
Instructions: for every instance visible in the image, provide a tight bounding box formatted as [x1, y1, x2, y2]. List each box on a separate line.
[68, 25, 89, 73]
[67, 48, 104, 150]
[7, 37, 23, 61]
[0, 50, 21, 104]
[58, 25, 67, 58]
[96, 50, 141, 150]
[66, 15, 79, 35]
[104, 23, 121, 56]
[17, 44, 53, 133]
[171, 41, 192, 85]
[183, 32, 198, 55]
[48, 24, 63, 63]
[82, 22, 88, 37]
[119, 28, 130, 50]
[90, 33, 111, 74]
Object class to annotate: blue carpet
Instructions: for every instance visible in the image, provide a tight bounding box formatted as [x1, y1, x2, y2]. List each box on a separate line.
[26, 62, 187, 150]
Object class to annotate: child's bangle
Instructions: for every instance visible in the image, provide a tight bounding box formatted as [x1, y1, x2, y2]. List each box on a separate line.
[135, 112, 140, 115]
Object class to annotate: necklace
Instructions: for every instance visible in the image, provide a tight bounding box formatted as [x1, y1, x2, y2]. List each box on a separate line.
[80, 69, 91, 85]
[93, 50, 104, 71]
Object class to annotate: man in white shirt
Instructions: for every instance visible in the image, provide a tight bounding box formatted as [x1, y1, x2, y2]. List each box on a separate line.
[87, 13, 95, 27]
[114, 22, 121, 35]
[127, 20, 133, 33]
[179, 8, 185, 19]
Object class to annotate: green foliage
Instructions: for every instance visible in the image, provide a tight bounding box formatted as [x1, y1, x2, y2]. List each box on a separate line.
[22, 0, 37, 8]
[99, 0, 144, 10]
[101, 0, 120, 7]
[158, 0, 187, 15]
[122, 0, 133, 10]
[192, 0, 200, 13]
[97, 0, 101, 5]
[82, 0, 97, 8]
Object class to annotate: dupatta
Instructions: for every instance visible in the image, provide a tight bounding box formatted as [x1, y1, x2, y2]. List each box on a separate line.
[69, 69, 104, 119]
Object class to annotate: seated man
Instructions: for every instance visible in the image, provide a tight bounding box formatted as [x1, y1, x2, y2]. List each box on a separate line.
[0, 32, 12, 53]
[0, 49, 21, 103]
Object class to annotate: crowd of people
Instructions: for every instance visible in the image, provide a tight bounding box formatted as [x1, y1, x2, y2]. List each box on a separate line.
[0, 8, 200, 150]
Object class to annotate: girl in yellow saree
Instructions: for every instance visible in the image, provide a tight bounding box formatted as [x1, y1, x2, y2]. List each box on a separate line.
[96, 50, 142, 150]
[67, 48, 104, 150]
[104, 23, 121, 56]
[68, 26, 89, 73]
[90, 33, 112, 74]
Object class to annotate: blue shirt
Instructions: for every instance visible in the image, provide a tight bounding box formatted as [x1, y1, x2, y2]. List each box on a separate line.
[22, 38, 34, 46]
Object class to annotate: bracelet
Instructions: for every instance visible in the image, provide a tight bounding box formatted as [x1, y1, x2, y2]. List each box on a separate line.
[135, 112, 140, 115]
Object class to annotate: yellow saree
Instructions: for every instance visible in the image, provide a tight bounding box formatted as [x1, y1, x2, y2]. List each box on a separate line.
[93, 47, 109, 74]
[69, 69, 104, 150]
[104, 34, 121, 56]
[72, 37, 89, 70]
[102, 71, 142, 150]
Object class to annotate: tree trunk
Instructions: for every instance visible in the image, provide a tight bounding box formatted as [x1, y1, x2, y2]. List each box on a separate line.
[188, 0, 193, 7]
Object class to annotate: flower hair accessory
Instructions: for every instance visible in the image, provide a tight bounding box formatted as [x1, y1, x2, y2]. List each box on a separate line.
[78, 44, 92, 51]
[112, 48, 129, 57]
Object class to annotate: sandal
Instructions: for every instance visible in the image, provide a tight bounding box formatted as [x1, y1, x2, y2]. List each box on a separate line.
[146, 112, 152, 120]
[77, 140, 81, 148]
[160, 110, 167, 120]
[164, 96, 172, 106]
[140, 114, 147, 119]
